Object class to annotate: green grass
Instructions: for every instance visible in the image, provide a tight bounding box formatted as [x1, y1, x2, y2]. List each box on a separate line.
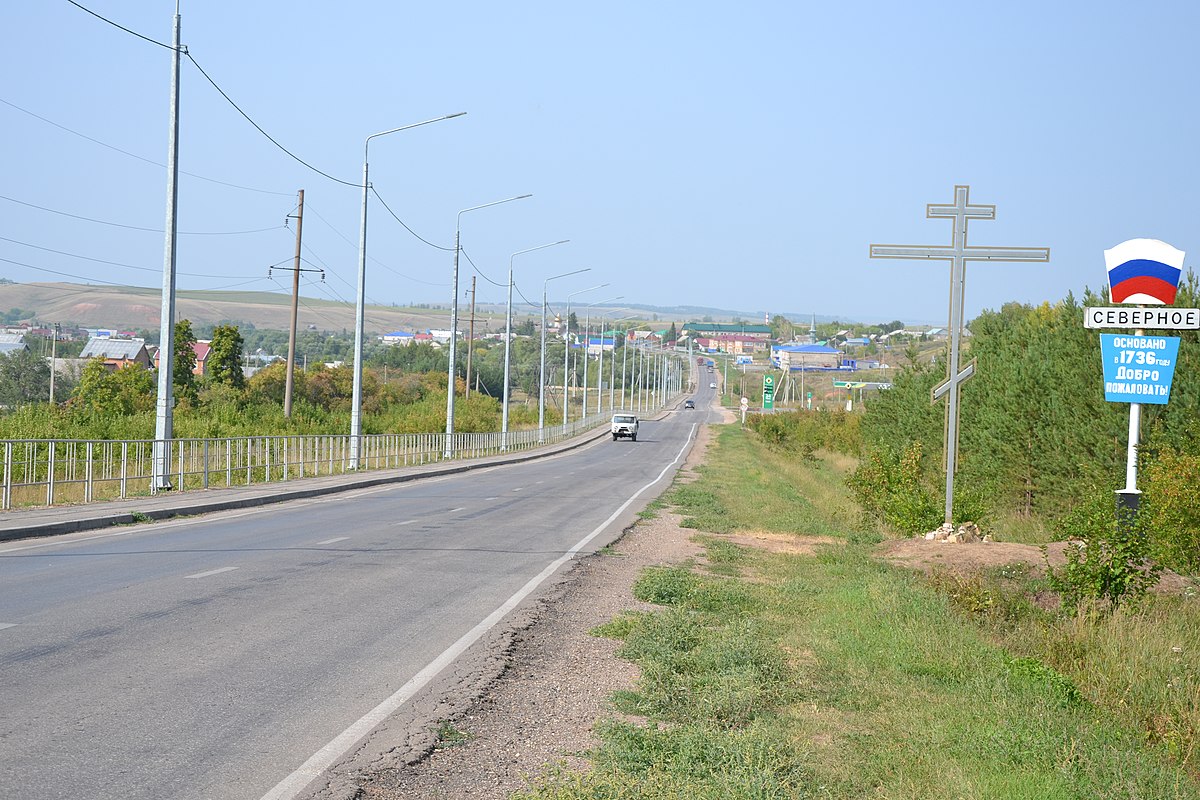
[515, 425, 1200, 800]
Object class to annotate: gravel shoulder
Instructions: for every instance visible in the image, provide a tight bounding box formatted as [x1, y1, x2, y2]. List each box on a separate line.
[321, 421, 719, 800]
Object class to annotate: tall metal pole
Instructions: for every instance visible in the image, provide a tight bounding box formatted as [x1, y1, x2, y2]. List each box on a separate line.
[464, 275, 476, 399]
[152, 3, 182, 492]
[446, 193, 531, 459]
[582, 295, 622, 420]
[284, 188, 304, 418]
[350, 112, 466, 470]
[503, 240, 569, 448]
[540, 273, 592, 437]
[539, 284, 549, 438]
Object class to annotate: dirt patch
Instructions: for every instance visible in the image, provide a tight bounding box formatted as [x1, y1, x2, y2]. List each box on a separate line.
[723, 530, 838, 556]
[880, 537, 1197, 595]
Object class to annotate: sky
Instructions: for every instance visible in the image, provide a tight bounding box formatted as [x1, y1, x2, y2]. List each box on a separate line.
[2, 1, 1199, 328]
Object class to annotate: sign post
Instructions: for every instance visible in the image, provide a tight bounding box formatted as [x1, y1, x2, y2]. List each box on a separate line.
[1093, 238, 1187, 515]
[762, 374, 775, 411]
[871, 185, 1050, 524]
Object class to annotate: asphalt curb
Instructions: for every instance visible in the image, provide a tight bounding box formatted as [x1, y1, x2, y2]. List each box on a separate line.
[0, 397, 693, 544]
[0, 422, 619, 544]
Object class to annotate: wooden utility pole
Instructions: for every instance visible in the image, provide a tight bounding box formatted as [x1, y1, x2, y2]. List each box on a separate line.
[464, 276, 477, 399]
[284, 189, 304, 418]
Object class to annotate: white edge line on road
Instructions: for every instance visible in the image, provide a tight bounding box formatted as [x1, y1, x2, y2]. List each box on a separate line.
[446, 507, 466, 514]
[259, 422, 698, 800]
[393, 520, 417, 527]
[0, 622, 16, 630]
[317, 537, 349, 545]
[185, 566, 239, 580]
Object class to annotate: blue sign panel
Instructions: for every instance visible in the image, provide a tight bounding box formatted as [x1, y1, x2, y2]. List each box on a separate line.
[1099, 334, 1180, 404]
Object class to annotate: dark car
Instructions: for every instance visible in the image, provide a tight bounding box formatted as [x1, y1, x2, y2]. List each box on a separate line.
[684, 400, 695, 410]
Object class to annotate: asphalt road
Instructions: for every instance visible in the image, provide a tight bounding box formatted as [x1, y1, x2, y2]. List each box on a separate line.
[0, 391, 717, 800]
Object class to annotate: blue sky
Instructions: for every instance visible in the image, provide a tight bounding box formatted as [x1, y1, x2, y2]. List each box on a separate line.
[2, 1, 1198, 326]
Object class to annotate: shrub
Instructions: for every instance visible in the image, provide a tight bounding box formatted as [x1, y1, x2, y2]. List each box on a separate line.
[1046, 488, 1162, 614]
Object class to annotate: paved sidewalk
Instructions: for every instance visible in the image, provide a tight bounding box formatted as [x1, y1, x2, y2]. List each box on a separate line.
[0, 424, 613, 543]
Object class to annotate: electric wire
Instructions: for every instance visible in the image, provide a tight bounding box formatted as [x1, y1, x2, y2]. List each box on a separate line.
[0, 193, 283, 235]
[184, 53, 360, 188]
[0, 97, 293, 197]
[66, 0, 360, 188]
[0, 255, 126, 286]
[0, 233, 272, 278]
[65, 0, 174, 50]
[370, 187, 454, 251]
[303, 199, 448, 287]
[458, 246, 508, 288]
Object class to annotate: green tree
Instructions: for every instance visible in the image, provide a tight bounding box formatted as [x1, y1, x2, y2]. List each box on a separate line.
[769, 314, 795, 342]
[71, 360, 155, 415]
[173, 319, 198, 401]
[208, 324, 246, 389]
[0, 348, 50, 406]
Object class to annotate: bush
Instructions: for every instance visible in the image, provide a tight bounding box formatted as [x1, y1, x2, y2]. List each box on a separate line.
[846, 442, 942, 534]
[1046, 489, 1162, 614]
[1142, 448, 1200, 574]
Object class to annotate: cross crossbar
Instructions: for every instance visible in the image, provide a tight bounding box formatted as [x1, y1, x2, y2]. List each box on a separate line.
[870, 244, 1050, 262]
[869, 185, 1049, 525]
[932, 358, 975, 403]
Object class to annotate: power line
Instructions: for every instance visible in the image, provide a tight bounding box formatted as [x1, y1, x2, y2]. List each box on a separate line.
[0, 233, 269, 278]
[459, 246, 507, 288]
[0, 193, 283, 235]
[0, 97, 293, 197]
[66, 0, 360, 188]
[302, 199, 449, 287]
[65, 0, 174, 50]
[0, 255, 127, 286]
[370, 186, 454, 251]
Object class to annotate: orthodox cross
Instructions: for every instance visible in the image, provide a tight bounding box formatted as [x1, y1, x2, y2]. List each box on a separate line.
[870, 185, 1049, 524]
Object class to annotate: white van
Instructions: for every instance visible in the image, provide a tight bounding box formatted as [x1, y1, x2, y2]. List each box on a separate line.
[611, 413, 639, 441]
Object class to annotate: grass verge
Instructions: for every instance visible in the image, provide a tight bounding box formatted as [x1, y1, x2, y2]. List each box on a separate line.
[515, 424, 1200, 799]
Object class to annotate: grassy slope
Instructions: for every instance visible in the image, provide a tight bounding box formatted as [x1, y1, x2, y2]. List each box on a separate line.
[516, 425, 1200, 800]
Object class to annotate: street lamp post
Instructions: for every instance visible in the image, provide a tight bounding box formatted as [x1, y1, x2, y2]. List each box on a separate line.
[561, 283, 607, 432]
[608, 314, 636, 411]
[539, 269, 590, 440]
[582, 296, 622, 419]
[502, 240, 568, 450]
[444, 194, 532, 459]
[350, 112, 465, 470]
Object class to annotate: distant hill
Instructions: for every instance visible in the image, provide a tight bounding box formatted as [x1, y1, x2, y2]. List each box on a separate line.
[0, 281, 917, 333]
[0, 282, 496, 335]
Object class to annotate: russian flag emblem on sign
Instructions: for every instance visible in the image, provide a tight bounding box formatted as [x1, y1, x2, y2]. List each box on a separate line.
[1104, 238, 1186, 305]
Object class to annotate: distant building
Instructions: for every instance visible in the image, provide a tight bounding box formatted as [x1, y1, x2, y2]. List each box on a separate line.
[585, 337, 615, 355]
[380, 331, 416, 346]
[152, 340, 212, 376]
[694, 334, 769, 355]
[681, 322, 773, 342]
[772, 344, 841, 370]
[79, 337, 151, 370]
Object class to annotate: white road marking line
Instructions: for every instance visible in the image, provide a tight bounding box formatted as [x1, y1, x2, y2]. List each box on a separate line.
[486, 497, 499, 501]
[446, 507, 465, 514]
[259, 422, 698, 800]
[393, 520, 417, 527]
[0, 623, 16, 631]
[535, 480, 544, 484]
[185, 566, 239, 580]
[512, 487, 523, 492]
[317, 537, 349, 545]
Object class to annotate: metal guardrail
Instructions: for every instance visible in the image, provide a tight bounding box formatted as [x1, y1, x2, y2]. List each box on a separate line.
[0, 413, 613, 511]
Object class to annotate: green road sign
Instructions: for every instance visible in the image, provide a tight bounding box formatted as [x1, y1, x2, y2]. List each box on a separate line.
[763, 374, 775, 410]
